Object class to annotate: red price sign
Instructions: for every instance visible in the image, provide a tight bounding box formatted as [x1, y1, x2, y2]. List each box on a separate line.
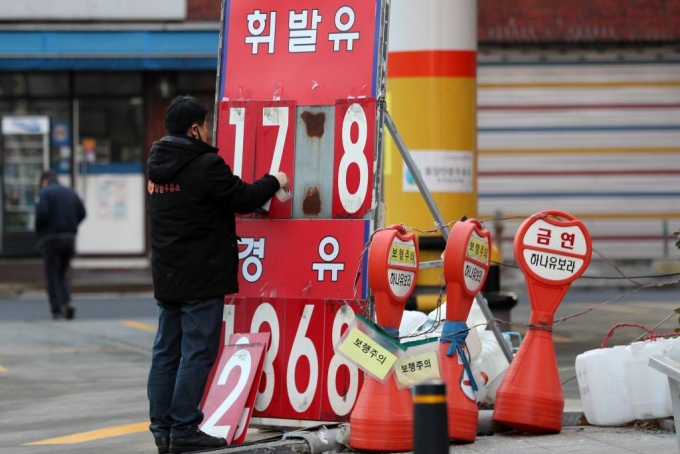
[217, 101, 257, 182]
[218, 0, 385, 105]
[217, 101, 257, 217]
[235, 219, 369, 300]
[332, 98, 376, 219]
[254, 101, 296, 218]
[223, 298, 364, 424]
[216, 100, 295, 218]
[200, 332, 269, 444]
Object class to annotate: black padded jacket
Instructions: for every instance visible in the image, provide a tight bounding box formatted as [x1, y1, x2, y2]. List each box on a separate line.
[147, 135, 279, 302]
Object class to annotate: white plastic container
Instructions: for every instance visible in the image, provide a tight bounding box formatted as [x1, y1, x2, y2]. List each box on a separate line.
[470, 330, 510, 404]
[575, 337, 679, 426]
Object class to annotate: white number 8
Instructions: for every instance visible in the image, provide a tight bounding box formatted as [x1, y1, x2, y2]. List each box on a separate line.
[338, 103, 368, 214]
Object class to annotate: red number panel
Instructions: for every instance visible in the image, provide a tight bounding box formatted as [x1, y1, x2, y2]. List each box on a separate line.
[332, 98, 376, 218]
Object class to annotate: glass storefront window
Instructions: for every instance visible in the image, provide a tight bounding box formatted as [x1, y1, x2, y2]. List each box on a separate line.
[27, 73, 70, 97]
[75, 73, 143, 96]
[78, 98, 144, 164]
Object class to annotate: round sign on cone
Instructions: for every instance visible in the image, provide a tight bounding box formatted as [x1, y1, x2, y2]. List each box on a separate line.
[493, 210, 592, 433]
[439, 219, 491, 442]
[350, 225, 419, 452]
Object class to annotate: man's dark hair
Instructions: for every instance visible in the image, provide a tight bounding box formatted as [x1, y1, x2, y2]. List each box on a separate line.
[165, 95, 209, 135]
[40, 170, 57, 185]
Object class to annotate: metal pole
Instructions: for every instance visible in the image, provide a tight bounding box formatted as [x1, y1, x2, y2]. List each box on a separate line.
[384, 112, 450, 239]
[385, 111, 513, 363]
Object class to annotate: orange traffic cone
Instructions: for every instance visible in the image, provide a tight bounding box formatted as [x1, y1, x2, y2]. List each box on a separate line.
[494, 210, 592, 433]
[439, 219, 492, 442]
[439, 330, 478, 442]
[492, 326, 563, 432]
[350, 225, 419, 451]
[350, 374, 414, 451]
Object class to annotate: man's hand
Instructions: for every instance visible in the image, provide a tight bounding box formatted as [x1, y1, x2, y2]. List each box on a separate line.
[274, 172, 289, 190]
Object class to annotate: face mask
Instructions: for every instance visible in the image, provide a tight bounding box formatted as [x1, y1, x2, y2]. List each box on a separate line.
[192, 125, 203, 143]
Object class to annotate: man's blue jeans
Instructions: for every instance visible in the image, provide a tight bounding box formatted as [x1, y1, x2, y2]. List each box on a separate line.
[147, 297, 223, 439]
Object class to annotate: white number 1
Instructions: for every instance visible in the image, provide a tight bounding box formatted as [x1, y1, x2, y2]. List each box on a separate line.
[229, 107, 245, 177]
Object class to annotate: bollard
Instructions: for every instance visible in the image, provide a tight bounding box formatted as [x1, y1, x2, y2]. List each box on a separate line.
[413, 380, 449, 454]
[439, 219, 491, 442]
[493, 210, 592, 433]
[350, 225, 419, 452]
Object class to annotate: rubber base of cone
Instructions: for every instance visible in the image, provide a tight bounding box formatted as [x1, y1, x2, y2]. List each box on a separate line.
[350, 375, 413, 451]
[493, 387, 563, 433]
[441, 344, 477, 442]
[447, 401, 478, 442]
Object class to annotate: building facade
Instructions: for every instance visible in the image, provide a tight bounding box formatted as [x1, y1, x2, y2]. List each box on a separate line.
[0, 0, 678, 275]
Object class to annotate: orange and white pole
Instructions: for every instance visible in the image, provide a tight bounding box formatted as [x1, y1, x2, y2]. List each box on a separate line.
[385, 0, 478, 297]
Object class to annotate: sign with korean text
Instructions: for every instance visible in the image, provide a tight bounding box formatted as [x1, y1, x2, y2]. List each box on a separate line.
[394, 351, 441, 389]
[218, 0, 385, 105]
[337, 324, 398, 381]
[200, 332, 269, 444]
[443, 219, 492, 321]
[235, 219, 369, 300]
[222, 298, 364, 424]
[515, 211, 592, 284]
[387, 236, 417, 299]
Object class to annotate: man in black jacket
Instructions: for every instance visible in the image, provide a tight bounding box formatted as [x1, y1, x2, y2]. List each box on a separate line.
[146, 95, 288, 454]
[35, 170, 86, 320]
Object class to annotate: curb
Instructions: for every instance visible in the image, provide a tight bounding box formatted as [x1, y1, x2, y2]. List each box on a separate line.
[214, 411, 591, 454]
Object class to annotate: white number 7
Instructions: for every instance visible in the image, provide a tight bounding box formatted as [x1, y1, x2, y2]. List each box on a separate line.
[260, 107, 289, 211]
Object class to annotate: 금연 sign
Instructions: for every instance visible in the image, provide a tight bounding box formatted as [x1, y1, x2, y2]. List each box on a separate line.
[515, 211, 592, 284]
[218, 0, 385, 105]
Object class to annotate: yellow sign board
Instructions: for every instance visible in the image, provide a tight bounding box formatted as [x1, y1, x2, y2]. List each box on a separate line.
[389, 243, 416, 268]
[338, 327, 398, 380]
[467, 235, 489, 263]
[394, 351, 441, 389]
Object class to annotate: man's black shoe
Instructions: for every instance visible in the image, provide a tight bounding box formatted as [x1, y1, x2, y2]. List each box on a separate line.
[52, 311, 64, 320]
[64, 304, 75, 320]
[155, 437, 170, 454]
[169, 429, 227, 453]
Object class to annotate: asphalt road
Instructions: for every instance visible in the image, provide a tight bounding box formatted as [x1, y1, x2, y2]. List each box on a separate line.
[0, 286, 679, 453]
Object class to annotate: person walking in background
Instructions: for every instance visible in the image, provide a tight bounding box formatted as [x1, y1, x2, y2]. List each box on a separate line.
[146, 95, 288, 454]
[35, 170, 86, 320]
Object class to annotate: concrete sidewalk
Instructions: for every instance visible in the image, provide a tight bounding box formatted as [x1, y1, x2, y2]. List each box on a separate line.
[213, 411, 679, 453]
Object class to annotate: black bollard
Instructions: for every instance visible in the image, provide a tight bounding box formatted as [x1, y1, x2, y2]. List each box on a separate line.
[413, 380, 449, 454]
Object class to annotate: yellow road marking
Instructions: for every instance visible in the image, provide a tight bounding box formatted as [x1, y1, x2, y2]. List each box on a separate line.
[25, 422, 148, 445]
[1, 347, 138, 357]
[630, 301, 680, 310]
[120, 320, 157, 332]
[0, 364, 7, 373]
[552, 334, 574, 344]
[588, 305, 647, 315]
